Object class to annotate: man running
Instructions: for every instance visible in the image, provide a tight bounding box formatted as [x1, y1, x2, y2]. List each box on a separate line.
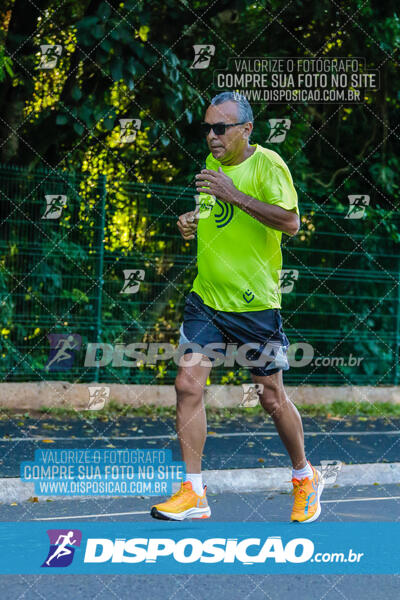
[151, 91, 324, 523]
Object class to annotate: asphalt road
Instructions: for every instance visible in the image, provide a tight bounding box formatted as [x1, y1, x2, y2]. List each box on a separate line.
[0, 485, 399, 600]
[1, 414, 399, 598]
[1, 415, 399, 476]
[1, 572, 398, 600]
[1, 482, 399, 522]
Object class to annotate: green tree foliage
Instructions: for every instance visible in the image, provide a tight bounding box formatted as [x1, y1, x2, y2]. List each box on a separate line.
[1, 0, 399, 203]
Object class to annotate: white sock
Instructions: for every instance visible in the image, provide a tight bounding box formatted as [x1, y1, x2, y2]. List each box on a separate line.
[185, 473, 204, 495]
[292, 461, 313, 480]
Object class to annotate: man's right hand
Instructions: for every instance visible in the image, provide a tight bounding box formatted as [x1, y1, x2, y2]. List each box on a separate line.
[177, 209, 199, 240]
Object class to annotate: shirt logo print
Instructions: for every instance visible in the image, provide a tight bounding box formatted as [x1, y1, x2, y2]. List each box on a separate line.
[214, 199, 234, 228]
[243, 289, 255, 303]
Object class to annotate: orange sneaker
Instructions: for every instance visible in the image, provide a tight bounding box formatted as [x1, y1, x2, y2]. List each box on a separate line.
[150, 481, 211, 521]
[291, 462, 324, 523]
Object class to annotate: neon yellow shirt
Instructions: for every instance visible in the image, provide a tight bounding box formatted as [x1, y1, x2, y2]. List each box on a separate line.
[191, 144, 299, 312]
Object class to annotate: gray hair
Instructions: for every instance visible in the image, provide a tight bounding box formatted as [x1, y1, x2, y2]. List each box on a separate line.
[210, 91, 254, 123]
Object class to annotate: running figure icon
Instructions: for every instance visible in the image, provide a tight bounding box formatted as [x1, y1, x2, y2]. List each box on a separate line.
[45, 531, 77, 566]
[45, 335, 80, 372]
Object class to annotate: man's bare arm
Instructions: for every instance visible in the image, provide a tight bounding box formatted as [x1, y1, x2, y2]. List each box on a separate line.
[229, 190, 299, 236]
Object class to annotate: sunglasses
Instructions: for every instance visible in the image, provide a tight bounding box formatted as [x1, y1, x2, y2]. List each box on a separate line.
[200, 121, 247, 136]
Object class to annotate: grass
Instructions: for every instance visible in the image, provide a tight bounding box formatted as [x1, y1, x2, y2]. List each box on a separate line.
[1, 400, 399, 421]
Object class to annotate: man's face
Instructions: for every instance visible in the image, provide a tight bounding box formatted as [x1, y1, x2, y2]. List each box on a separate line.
[203, 101, 252, 163]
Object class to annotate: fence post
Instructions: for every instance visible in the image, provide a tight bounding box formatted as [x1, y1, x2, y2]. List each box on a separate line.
[394, 256, 400, 385]
[93, 174, 106, 383]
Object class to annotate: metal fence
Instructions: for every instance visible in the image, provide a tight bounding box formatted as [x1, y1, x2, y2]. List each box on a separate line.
[1, 163, 399, 386]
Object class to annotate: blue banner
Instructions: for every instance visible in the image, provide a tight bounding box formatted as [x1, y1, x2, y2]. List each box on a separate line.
[0, 522, 398, 574]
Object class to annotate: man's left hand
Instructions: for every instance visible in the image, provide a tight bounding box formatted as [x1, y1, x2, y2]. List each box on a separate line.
[195, 167, 238, 204]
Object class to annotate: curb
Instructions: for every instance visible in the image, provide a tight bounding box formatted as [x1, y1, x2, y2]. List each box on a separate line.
[1, 382, 400, 410]
[205, 462, 400, 494]
[1, 462, 400, 503]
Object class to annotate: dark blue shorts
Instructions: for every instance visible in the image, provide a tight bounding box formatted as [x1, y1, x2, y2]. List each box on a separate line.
[179, 291, 290, 376]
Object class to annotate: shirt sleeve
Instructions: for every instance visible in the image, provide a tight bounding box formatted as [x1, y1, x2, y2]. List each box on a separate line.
[257, 156, 299, 215]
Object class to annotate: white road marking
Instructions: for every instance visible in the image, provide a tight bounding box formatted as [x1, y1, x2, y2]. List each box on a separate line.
[321, 496, 400, 503]
[34, 510, 149, 520]
[2, 430, 399, 442]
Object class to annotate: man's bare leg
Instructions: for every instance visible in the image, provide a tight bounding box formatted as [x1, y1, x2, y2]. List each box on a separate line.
[251, 371, 306, 469]
[175, 353, 212, 474]
[150, 352, 213, 519]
